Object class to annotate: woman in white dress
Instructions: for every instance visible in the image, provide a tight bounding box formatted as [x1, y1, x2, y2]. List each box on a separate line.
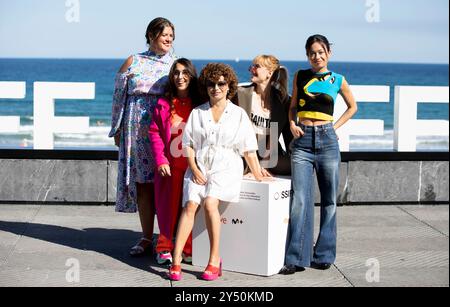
[168, 63, 267, 281]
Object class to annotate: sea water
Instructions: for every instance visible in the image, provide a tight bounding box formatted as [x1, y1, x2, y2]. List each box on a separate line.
[0, 58, 448, 151]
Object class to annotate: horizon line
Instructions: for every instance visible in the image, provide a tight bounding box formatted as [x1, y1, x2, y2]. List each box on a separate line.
[0, 57, 448, 66]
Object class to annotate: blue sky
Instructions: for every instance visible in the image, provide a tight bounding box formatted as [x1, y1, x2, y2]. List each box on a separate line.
[0, 0, 448, 63]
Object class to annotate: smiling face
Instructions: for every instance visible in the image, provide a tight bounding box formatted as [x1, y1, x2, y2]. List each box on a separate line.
[151, 26, 174, 55]
[172, 63, 191, 96]
[206, 76, 229, 102]
[307, 42, 331, 73]
[249, 61, 273, 85]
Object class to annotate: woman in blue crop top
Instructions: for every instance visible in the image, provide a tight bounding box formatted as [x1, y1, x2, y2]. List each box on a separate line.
[280, 34, 357, 274]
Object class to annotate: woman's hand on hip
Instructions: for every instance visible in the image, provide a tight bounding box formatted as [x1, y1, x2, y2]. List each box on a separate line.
[290, 122, 304, 139]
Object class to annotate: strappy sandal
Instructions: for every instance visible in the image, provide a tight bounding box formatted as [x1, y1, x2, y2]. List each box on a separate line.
[129, 237, 153, 257]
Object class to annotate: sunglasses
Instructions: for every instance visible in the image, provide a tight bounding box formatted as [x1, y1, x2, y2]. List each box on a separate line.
[248, 64, 262, 71]
[206, 81, 228, 89]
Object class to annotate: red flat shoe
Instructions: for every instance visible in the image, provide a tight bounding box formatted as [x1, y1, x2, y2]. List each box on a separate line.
[201, 259, 222, 281]
[168, 264, 182, 281]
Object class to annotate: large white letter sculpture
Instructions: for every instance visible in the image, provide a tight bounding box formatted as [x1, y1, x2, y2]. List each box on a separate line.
[33, 82, 95, 149]
[334, 85, 390, 152]
[2, 82, 447, 151]
[0, 82, 26, 133]
[394, 86, 449, 152]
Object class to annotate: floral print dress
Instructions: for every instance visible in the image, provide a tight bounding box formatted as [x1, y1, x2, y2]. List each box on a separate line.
[109, 50, 177, 213]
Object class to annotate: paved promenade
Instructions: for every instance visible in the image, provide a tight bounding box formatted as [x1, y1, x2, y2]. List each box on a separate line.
[0, 204, 448, 287]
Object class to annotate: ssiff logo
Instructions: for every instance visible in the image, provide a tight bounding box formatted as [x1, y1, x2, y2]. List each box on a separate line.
[274, 190, 293, 200]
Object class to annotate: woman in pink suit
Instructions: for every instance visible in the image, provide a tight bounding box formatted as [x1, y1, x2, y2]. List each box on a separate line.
[149, 58, 200, 265]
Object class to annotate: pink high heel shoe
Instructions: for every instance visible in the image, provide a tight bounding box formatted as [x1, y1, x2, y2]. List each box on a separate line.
[201, 259, 222, 281]
[168, 264, 182, 281]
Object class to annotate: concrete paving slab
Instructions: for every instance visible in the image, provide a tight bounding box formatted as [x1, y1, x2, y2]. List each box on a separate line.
[32, 205, 160, 233]
[170, 264, 351, 287]
[0, 205, 41, 266]
[337, 251, 449, 270]
[399, 205, 449, 236]
[0, 204, 448, 287]
[339, 225, 445, 241]
[0, 268, 170, 287]
[338, 236, 449, 254]
[342, 267, 449, 287]
[336, 205, 424, 227]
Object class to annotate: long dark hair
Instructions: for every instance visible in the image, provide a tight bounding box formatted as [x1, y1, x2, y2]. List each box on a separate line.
[165, 58, 200, 107]
[305, 34, 332, 56]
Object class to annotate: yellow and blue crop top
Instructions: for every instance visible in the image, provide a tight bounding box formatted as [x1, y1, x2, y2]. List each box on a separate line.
[296, 69, 344, 121]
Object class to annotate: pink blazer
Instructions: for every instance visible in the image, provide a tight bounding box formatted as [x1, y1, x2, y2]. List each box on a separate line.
[149, 98, 172, 168]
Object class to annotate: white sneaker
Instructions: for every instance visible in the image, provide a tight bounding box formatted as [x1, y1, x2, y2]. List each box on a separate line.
[182, 252, 192, 264]
[156, 251, 172, 265]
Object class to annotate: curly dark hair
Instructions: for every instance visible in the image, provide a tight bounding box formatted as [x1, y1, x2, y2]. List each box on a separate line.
[198, 63, 238, 102]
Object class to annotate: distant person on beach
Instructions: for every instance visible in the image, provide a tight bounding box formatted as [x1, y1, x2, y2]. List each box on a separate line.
[149, 58, 200, 265]
[235, 55, 292, 175]
[279, 34, 357, 275]
[167, 63, 267, 282]
[108, 17, 177, 257]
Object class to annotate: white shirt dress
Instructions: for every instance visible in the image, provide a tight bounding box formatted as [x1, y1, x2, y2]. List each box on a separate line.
[182, 101, 258, 205]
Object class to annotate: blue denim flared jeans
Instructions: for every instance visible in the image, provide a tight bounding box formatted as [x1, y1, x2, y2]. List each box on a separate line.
[285, 123, 340, 267]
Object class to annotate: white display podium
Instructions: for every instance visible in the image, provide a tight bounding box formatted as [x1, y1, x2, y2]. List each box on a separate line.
[192, 177, 291, 276]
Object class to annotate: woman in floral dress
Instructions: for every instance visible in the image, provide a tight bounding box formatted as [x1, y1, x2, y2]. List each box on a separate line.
[109, 17, 177, 256]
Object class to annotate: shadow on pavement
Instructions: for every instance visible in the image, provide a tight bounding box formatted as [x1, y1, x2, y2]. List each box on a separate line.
[0, 220, 170, 274]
